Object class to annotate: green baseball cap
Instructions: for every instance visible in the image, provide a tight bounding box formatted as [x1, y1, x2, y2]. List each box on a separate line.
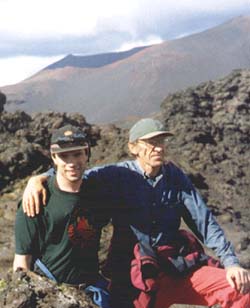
[129, 118, 173, 143]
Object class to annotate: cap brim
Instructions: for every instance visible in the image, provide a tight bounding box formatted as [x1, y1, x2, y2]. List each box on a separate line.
[139, 131, 174, 140]
[50, 145, 88, 154]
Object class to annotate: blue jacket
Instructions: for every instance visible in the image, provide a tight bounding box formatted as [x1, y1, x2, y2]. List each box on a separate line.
[85, 160, 238, 268]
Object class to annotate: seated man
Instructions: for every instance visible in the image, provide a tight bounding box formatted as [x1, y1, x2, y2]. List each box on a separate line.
[22, 118, 250, 308]
[13, 125, 110, 307]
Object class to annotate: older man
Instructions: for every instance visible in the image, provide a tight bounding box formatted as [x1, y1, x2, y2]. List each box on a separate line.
[22, 118, 250, 307]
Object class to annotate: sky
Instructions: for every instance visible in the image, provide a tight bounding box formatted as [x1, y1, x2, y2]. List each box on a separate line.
[0, 0, 249, 87]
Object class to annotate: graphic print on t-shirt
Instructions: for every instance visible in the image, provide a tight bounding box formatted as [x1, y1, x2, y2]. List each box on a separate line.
[68, 206, 97, 249]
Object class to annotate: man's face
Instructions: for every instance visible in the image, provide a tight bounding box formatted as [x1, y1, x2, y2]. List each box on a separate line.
[131, 135, 167, 172]
[52, 149, 88, 183]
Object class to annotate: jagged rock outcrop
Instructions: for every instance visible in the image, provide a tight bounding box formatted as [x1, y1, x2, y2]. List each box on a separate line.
[0, 270, 98, 308]
[159, 69, 250, 266]
[0, 91, 6, 113]
[160, 69, 250, 213]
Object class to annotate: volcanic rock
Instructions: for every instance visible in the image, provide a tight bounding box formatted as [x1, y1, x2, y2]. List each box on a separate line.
[0, 91, 6, 113]
[0, 270, 98, 308]
[159, 69, 250, 266]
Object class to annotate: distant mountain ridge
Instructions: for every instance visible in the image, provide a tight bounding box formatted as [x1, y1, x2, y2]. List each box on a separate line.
[45, 46, 149, 69]
[2, 15, 250, 123]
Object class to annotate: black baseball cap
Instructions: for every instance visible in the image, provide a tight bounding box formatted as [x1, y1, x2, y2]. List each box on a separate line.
[50, 125, 89, 154]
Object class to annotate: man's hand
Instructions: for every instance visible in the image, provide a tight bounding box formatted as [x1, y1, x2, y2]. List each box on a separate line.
[13, 254, 32, 272]
[22, 175, 48, 217]
[226, 265, 250, 294]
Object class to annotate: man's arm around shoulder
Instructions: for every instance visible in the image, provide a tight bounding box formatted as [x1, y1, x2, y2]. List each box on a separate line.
[23, 174, 49, 216]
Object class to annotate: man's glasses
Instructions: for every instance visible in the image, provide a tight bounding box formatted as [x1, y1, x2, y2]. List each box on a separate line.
[138, 136, 169, 148]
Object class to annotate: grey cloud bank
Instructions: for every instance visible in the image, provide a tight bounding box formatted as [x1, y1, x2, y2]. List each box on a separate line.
[1, 4, 250, 58]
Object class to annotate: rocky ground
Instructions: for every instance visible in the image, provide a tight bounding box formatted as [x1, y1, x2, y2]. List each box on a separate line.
[0, 69, 250, 307]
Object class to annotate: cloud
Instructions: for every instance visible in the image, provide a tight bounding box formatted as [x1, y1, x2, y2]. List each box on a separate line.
[0, 55, 63, 87]
[0, 0, 249, 57]
[116, 35, 163, 52]
[0, 0, 134, 37]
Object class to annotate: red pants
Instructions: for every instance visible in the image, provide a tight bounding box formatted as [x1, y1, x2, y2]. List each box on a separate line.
[155, 266, 250, 308]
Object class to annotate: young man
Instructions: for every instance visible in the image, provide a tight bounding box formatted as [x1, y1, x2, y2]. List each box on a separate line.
[22, 119, 250, 307]
[14, 125, 110, 306]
